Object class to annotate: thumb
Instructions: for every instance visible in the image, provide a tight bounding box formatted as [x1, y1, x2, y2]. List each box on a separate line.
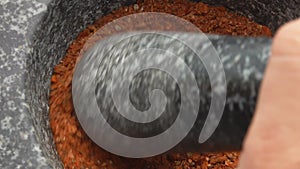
[239, 18, 300, 169]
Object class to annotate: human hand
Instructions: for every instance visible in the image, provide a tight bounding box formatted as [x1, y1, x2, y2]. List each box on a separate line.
[239, 19, 300, 169]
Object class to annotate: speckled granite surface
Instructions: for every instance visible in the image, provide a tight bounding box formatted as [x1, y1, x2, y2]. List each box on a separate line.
[0, 1, 51, 168]
[0, 0, 299, 168]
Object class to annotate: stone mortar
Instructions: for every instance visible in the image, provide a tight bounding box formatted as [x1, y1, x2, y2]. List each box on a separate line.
[0, 0, 299, 168]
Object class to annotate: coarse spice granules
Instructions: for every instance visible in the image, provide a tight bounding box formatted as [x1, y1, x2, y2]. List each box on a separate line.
[49, 0, 272, 169]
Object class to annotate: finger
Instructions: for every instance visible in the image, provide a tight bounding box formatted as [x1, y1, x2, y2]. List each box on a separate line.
[238, 18, 300, 169]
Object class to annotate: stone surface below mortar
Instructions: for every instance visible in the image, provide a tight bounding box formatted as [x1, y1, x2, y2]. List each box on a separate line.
[0, 1, 50, 168]
[0, 0, 299, 169]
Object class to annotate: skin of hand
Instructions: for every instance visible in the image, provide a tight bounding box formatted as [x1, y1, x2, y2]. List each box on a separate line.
[239, 18, 300, 169]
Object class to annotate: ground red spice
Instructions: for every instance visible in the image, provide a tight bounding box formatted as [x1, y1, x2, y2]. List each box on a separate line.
[49, 0, 272, 169]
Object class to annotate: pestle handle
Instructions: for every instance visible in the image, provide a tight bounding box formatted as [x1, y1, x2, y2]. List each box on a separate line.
[72, 32, 272, 158]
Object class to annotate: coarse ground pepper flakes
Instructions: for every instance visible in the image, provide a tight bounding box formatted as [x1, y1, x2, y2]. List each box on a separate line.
[49, 0, 272, 169]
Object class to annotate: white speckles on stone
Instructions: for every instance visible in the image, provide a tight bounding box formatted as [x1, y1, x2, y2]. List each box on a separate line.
[240, 43, 246, 49]
[33, 144, 42, 154]
[0, 0, 10, 4]
[233, 54, 241, 63]
[227, 94, 246, 112]
[1, 116, 13, 130]
[19, 131, 29, 140]
[0, 135, 3, 150]
[6, 101, 16, 111]
[245, 56, 250, 67]
[221, 55, 230, 63]
[1, 0, 47, 35]
[11, 149, 19, 160]
[3, 75, 16, 84]
[0, 134, 9, 151]
[6, 150, 12, 156]
[242, 67, 255, 81]
[225, 61, 235, 69]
